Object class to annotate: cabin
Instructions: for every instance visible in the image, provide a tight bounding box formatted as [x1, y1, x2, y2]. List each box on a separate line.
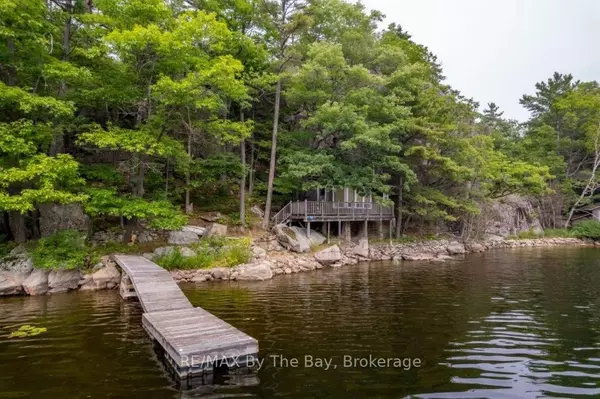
[272, 187, 395, 241]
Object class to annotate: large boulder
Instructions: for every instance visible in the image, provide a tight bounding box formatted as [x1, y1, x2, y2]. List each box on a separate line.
[0, 271, 27, 296]
[38, 203, 89, 237]
[294, 227, 326, 246]
[249, 205, 264, 218]
[352, 238, 370, 258]
[182, 225, 206, 236]
[0, 246, 33, 274]
[235, 261, 273, 281]
[273, 224, 311, 253]
[201, 212, 222, 222]
[211, 267, 230, 280]
[447, 241, 466, 255]
[48, 269, 82, 293]
[178, 247, 197, 258]
[22, 269, 49, 295]
[206, 223, 228, 237]
[482, 195, 544, 237]
[91, 264, 121, 290]
[314, 245, 342, 266]
[168, 231, 200, 245]
[154, 246, 176, 257]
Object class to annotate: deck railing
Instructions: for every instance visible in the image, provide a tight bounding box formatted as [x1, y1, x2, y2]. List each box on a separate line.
[291, 201, 393, 220]
[272, 202, 293, 225]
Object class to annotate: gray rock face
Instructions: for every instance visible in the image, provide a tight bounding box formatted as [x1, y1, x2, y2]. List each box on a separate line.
[252, 246, 267, 259]
[48, 269, 82, 293]
[179, 247, 197, 258]
[211, 267, 230, 280]
[314, 245, 342, 266]
[154, 246, 175, 257]
[38, 203, 89, 237]
[235, 261, 273, 281]
[352, 238, 370, 258]
[0, 247, 33, 274]
[206, 223, 228, 237]
[483, 195, 544, 237]
[22, 269, 49, 295]
[294, 227, 326, 246]
[447, 242, 466, 255]
[0, 271, 27, 296]
[182, 225, 206, 236]
[250, 205, 264, 218]
[91, 264, 121, 290]
[201, 212, 222, 222]
[168, 231, 200, 245]
[273, 224, 311, 253]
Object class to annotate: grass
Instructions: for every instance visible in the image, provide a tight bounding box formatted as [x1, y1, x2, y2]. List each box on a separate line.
[507, 227, 574, 240]
[155, 236, 252, 270]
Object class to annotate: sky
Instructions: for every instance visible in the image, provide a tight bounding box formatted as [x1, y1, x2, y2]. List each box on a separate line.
[360, 0, 600, 121]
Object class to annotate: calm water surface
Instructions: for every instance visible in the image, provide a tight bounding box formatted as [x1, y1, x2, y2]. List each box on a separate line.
[1, 247, 600, 398]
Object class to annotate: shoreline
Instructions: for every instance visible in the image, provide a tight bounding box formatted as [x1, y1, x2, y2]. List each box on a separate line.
[0, 237, 594, 297]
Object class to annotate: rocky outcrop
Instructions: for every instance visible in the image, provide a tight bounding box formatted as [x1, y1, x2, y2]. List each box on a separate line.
[232, 261, 273, 281]
[206, 223, 228, 237]
[0, 271, 26, 296]
[314, 245, 342, 266]
[483, 195, 543, 237]
[0, 246, 33, 274]
[168, 231, 200, 245]
[182, 225, 206, 236]
[38, 203, 89, 237]
[22, 269, 49, 295]
[273, 224, 311, 253]
[446, 241, 466, 255]
[48, 269, 82, 293]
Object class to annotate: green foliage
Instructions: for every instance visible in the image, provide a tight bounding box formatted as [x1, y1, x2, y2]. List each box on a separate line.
[32, 230, 88, 270]
[8, 325, 48, 339]
[155, 237, 251, 270]
[543, 228, 572, 238]
[571, 220, 600, 240]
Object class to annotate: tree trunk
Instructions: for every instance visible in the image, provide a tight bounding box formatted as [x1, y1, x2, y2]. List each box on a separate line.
[262, 79, 281, 229]
[395, 176, 403, 239]
[185, 131, 193, 214]
[248, 141, 256, 196]
[9, 211, 26, 244]
[239, 112, 247, 230]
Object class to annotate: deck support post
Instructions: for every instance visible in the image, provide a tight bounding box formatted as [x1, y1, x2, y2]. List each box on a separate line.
[338, 220, 342, 240]
[327, 222, 330, 244]
[307, 221, 311, 240]
[364, 220, 368, 239]
[389, 219, 393, 245]
[378, 220, 384, 240]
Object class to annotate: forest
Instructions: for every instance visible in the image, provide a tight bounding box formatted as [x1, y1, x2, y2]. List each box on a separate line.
[2, 0, 600, 246]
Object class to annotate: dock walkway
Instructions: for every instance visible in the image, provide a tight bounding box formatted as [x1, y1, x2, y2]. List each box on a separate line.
[114, 255, 258, 378]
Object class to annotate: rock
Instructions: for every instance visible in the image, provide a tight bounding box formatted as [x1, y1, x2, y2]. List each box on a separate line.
[483, 195, 544, 237]
[352, 238, 370, 258]
[294, 227, 326, 246]
[137, 231, 155, 244]
[249, 205, 264, 218]
[447, 242, 466, 255]
[0, 271, 27, 296]
[178, 247, 197, 258]
[191, 274, 207, 283]
[201, 212, 222, 222]
[273, 224, 311, 253]
[91, 265, 121, 290]
[168, 231, 200, 245]
[211, 267, 230, 280]
[182, 225, 206, 236]
[38, 203, 89, 237]
[314, 245, 342, 266]
[142, 252, 156, 260]
[0, 248, 33, 274]
[402, 254, 435, 261]
[205, 223, 228, 237]
[154, 246, 176, 257]
[48, 269, 82, 293]
[22, 269, 49, 295]
[235, 261, 273, 281]
[284, 267, 292, 274]
[252, 246, 267, 259]
[465, 242, 485, 253]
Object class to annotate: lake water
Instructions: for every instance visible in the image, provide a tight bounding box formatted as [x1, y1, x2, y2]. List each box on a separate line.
[1, 247, 600, 398]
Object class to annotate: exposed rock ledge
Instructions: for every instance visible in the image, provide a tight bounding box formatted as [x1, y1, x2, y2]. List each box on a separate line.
[0, 237, 593, 296]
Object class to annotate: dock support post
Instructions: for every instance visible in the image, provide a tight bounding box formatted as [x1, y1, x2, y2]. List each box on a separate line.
[327, 222, 330, 244]
[307, 221, 311, 240]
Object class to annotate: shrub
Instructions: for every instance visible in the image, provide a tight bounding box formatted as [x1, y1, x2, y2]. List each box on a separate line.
[156, 237, 252, 270]
[517, 229, 540, 239]
[543, 228, 572, 238]
[571, 220, 600, 240]
[32, 230, 88, 270]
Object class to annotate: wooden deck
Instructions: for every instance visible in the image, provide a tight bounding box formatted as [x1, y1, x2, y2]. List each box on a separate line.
[114, 255, 259, 378]
[273, 200, 395, 225]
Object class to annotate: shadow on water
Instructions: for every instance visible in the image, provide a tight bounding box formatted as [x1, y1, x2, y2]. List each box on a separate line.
[0, 246, 599, 398]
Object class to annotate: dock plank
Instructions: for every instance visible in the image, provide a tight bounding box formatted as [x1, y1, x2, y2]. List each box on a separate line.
[113, 255, 258, 378]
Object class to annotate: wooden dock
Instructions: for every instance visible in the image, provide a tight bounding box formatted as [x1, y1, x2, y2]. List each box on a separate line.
[114, 255, 259, 379]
